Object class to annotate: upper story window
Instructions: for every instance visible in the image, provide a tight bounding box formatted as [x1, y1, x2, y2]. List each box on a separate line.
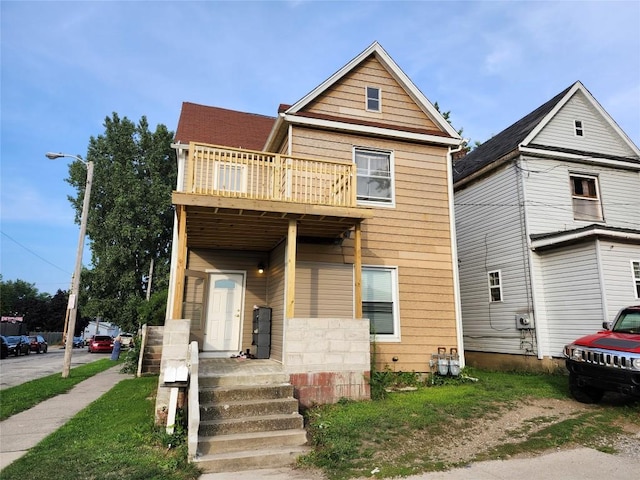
[570, 174, 603, 222]
[632, 261, 640, 298]
[355, 148, 394, 205]
[488, 270, 503, 302]
[574, 120, 584, 137]
[366, 86, 381, 112]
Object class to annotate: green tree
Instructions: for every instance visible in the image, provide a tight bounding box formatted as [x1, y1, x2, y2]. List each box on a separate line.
[0, 276, 67, 331]
[67, 114, 176, 333]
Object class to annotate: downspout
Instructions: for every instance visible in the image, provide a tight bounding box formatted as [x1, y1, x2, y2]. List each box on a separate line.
[448, 142, 466, 367]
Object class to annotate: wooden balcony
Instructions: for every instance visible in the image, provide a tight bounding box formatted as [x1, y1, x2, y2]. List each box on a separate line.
[173, 143, 372, 251]
[184, 142, 356, 208]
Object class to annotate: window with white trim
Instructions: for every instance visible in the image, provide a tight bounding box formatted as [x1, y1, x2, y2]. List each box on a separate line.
[488, 270, 502, 302]
[216, 163, 246, 193]
[574, 120, 584, 137]
[362, 266, 399, 340]
[633, 261, 640, 298]
[355, 148, 393, 205]
[366, 86, 381, 112]
[570, 174, 603, 221]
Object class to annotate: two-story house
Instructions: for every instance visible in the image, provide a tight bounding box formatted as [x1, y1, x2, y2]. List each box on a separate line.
[153, 42, 464, 471]
[454, 81, 640, 371]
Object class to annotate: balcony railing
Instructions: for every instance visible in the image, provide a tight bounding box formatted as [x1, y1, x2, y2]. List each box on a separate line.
[185, 142, 356, 208]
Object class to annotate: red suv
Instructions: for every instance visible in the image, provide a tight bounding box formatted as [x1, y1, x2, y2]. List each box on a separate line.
[87, 335, 114, 353]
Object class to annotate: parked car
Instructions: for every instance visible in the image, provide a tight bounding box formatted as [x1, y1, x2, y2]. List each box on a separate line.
[1, 336, 8, 359]
[87, 335, 114, 353]
[6, 335, 31, 356]
[29, 335, 48, 353]
[564, 305, 640, 403]
[73, 336, 84, 348]
[119, 333, 134, 348]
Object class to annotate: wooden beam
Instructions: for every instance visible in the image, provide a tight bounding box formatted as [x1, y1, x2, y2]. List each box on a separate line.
[172, 192, 374, 219]
[354, 223, 363, 319]
[172, 205, 188, 319]
[286, 219, 297, 319]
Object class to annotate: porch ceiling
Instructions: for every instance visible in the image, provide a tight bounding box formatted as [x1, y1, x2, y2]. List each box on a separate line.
[174, 193, 372, 250]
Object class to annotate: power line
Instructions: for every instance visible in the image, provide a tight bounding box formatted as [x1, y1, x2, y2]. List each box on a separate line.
[1, 230, 71, 274]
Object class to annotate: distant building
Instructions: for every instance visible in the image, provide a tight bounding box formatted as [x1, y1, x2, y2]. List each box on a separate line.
[83, 319, 119, 340]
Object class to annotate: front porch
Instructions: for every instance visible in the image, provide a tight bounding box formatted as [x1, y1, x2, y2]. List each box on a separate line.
[154, 318, 369, 473]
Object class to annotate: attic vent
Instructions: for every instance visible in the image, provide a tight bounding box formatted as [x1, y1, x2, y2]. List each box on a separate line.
[366, 86, 381, 112]
[574, 120, 584, 137]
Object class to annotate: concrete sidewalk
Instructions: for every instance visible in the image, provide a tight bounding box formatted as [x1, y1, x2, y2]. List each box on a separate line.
[0, 365, 126, 470]
[201, 446, 640, 480]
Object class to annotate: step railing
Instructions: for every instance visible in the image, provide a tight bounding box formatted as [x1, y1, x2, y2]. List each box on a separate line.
[187, 341, 200, 460]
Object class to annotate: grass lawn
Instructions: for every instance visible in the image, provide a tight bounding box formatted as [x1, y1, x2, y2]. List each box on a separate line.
[300, 369, 640, 479]
[0, 358, 122, 420]
[0, 375, 201, 480]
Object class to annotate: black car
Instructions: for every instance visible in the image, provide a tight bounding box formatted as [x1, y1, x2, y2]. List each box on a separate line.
[6, 335, 31, 356]
[1, 336, 8, 359]
[29, 335, 48, 353]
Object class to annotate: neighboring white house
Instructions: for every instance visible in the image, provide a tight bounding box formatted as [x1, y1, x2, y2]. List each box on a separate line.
[453, 81, 640, 370]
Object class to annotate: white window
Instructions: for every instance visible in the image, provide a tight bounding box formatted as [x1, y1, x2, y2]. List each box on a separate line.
[488, 270, 502, 302]
[633, 261, 640, 298]
[362, 266, 399, 341]
[574, 120, 584, 137]
[366, 86, 381, 112]
[215, 163, 246, 193]
[570, 174, 603, 221]
[355, 148, 394, 205]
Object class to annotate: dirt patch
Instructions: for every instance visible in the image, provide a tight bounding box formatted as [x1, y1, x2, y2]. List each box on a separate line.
[416, 395, 640, 465]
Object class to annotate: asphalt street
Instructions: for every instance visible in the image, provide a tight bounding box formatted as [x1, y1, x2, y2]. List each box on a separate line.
[0, 346, 110, 389]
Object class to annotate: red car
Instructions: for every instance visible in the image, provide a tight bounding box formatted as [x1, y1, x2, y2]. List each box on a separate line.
[29, 335, 48, 353]
[87, 335, 114, 353]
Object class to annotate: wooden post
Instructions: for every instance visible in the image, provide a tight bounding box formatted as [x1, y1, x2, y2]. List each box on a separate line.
[286, 219, 297, 319]
[354, 222, 363, 318]
[172, 205, 187, 319]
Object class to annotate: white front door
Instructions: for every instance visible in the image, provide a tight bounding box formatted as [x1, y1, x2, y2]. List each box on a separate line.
[204, 272, 244, 353]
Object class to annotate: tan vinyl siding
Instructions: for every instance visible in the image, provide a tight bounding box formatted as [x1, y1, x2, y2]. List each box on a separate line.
[267, 242, 286, 362]
[188, 249, 269, 353]
[295, 262, 354, 317]
[289, 127, 458, 372]
[306, 56, 439, 132]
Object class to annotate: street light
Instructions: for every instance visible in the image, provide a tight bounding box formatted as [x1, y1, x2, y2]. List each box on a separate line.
[46, 152, 94, 378]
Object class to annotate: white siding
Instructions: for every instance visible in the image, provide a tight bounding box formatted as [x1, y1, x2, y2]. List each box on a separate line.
[599, 241, 640, 320]
[538, 242, 603, 357]
[455, 164, 533, 354]
[532, 90, 636, 158]
[522, 157, 640, 235]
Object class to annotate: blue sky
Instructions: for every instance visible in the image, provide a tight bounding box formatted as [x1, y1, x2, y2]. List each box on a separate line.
[1, 1, 639, 295]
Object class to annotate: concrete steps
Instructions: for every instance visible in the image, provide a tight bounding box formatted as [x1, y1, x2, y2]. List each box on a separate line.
[141, 326, 163, 374]
[193, 359, 309, 473]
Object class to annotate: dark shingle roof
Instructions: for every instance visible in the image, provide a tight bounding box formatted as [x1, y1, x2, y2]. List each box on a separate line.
[453, 84, 574, 183]
[174, 102, 276, 151]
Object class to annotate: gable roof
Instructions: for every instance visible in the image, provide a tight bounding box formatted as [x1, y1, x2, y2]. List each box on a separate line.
[453, 81, 640, 185]
[264, 42, 461, 149]
[174, 102, 275, 151]
[453, 85, 572, 183]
